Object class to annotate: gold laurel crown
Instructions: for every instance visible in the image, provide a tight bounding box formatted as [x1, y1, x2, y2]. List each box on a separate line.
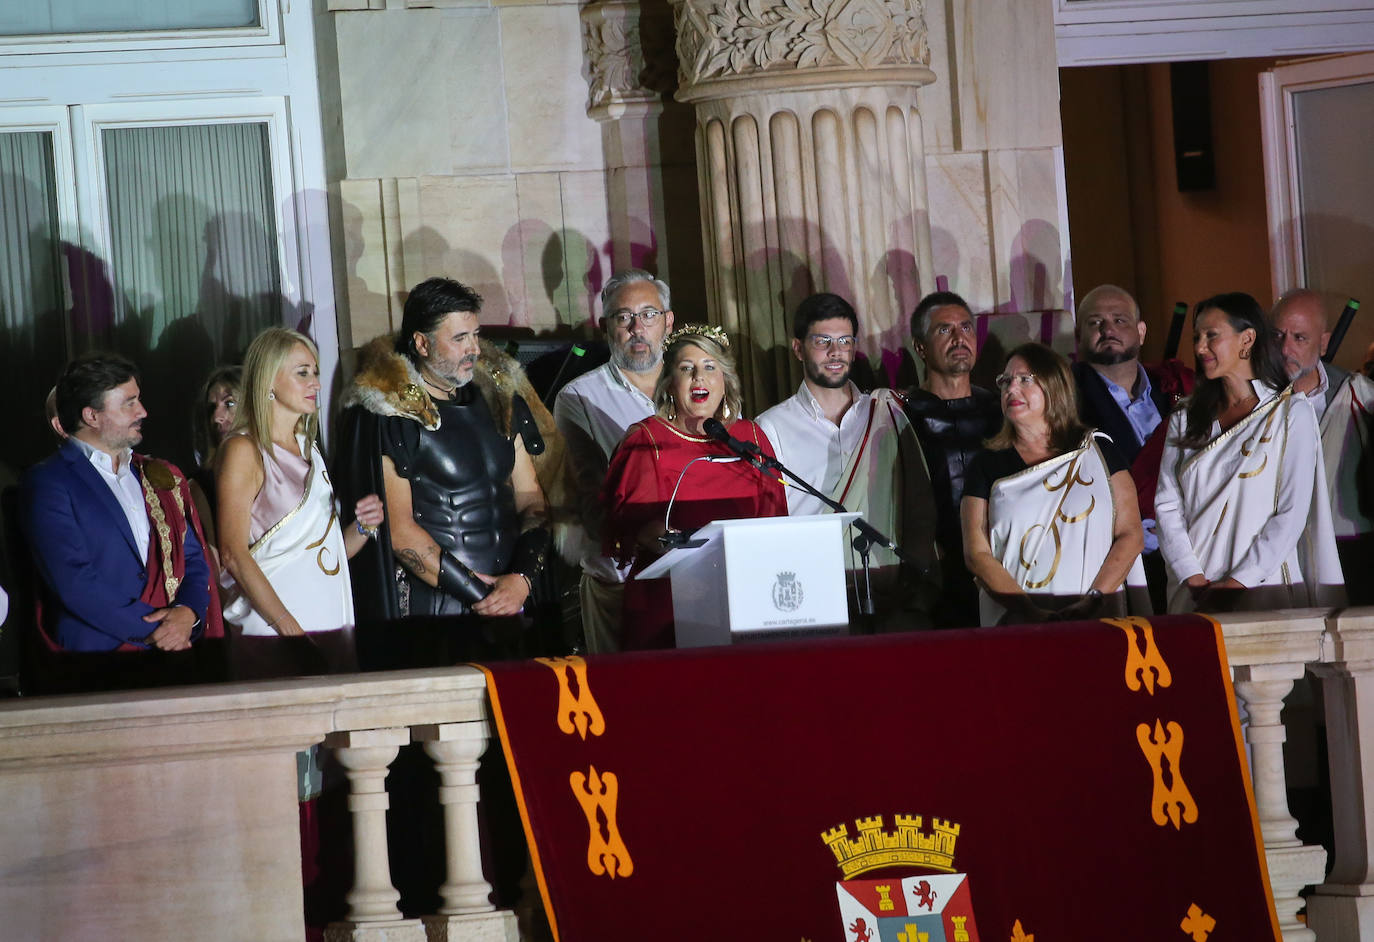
[821, 815, 961, 879]
[664, 323, 730, 350]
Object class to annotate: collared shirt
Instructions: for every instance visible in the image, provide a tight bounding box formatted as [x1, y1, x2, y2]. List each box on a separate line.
[554, 360, 657, 581]
[1098, 364, 1162, 448]
[1305, 360, 1331, 420]
[69, 435, 150, 562]
[756, 381, 871, 517]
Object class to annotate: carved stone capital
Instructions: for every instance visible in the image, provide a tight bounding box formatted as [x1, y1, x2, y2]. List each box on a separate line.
[581, 0, 679, 122]
[671, 0, 933, 101]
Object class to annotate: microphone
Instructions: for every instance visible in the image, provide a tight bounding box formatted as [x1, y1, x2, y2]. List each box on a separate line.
[702, 418, 778, 471]
[659, 455, 741, 548]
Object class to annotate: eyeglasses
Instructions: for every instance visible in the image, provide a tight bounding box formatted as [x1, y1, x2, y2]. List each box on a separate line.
[609, 308, 665, 328]
[994, 372, 1038, 391]
[806, 334, 856, 351]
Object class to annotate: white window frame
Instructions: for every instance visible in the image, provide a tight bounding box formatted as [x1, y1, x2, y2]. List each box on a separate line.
[1258, 51, 1374, 299]
[0, 0, 279, 56]
[1054, 0, 1374, 66]
[0, 0, 341, 436]
[78, 98, 299, 313]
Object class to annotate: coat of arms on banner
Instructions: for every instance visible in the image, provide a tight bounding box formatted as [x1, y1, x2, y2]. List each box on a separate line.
[772, 571, 804, 611]
[823, 816, 980, 942]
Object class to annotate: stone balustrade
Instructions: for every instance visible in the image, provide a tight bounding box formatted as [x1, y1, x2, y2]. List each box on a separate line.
[2, 613, 1372, 941]
[0, 667, 516, 942]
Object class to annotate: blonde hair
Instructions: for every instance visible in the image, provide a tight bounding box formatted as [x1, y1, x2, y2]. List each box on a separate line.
[234, 327, 320, 452]
[653, 329, 743, 424]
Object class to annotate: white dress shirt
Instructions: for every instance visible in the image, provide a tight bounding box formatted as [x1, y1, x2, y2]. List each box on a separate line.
[756, 381, 871, 516]
[1305, 360, 1332, 420]
[554, 360, 657, 582]
[69, 435, 151, 562]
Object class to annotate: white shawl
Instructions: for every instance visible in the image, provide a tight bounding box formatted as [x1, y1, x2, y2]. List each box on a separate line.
[981, 432, 1148, 625]
[1155, 382, 1345, 613]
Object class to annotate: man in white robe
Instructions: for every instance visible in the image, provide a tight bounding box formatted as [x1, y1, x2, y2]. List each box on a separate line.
[758, 293, 940, 630]
[1272, 289, 1374, 603]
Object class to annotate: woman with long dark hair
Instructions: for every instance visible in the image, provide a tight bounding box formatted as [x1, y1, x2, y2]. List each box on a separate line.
[1154, 292, 1343, 612]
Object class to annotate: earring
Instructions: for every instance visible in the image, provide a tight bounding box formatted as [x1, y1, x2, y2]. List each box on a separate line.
[268, 391, 276, 400]
[1240, 347, 1251, 360]
[720, 402, 732, 421]
[665, 400, 676, 420]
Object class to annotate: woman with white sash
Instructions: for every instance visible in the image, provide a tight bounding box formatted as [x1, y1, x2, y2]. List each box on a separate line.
[1155, 293, 1344, 613]
[218, 327, 384, 673]
[962, 343, 1147, 626]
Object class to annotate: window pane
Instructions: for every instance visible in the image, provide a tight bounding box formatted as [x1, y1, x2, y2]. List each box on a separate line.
[0, 131, 69, 471]
[104, 121, 281, 468]
[0, 0, 258, 37]
[1292, 80, 1374, 368]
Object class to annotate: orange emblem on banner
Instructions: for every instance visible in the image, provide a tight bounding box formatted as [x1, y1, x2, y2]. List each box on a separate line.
[1137, 719, 1199, 829]
[570, 766, 633, 879]
[536, 656, 606, 740]
[1103, 616, 1172, 695]
[1181, 903, 1216, 940]
[1009, 919, 1034, 941]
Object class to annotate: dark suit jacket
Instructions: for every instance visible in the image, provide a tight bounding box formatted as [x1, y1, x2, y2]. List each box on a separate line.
[22, 439, 210, 652]
[1073, 359, 1194, 518]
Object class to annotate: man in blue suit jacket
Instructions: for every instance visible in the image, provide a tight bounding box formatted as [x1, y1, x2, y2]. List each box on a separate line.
[23, 353, 211, 652]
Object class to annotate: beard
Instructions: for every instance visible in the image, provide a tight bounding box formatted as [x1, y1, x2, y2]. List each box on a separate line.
[1085, 340, 1140, 366]
[804, 357, 851, 389]
[426, 350, 478, 388]
[1284, 358, 1317, 383]
[611, 338, 662, 374]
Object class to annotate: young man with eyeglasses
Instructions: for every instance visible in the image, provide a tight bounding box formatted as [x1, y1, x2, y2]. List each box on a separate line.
[757, 293, 940, 630]
[902, 290, 1002, 628]
[553, 269, 675, 652]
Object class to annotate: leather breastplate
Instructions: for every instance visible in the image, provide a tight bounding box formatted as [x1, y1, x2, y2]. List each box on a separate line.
[904, 386, 1003, 544]
[409, 389, 519, 575]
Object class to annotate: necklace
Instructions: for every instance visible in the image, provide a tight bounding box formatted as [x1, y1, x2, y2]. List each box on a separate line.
[421, 372, 457, 400]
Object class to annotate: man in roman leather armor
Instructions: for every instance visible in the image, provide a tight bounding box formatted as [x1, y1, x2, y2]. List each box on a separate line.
[340, 277, 555, 666]
[902, 291, 1002, 628]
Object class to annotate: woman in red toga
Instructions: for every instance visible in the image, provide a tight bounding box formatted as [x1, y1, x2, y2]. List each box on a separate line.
[602, 324, 788, 648]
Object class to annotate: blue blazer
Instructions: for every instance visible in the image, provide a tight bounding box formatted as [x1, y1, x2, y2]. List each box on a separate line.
[21, 439, 210, 652]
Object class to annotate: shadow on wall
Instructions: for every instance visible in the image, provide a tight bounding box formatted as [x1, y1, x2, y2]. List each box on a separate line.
[0, 186, 292, 478]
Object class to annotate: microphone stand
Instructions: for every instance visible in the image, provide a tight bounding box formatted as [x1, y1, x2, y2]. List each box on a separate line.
[730, 444, 914, 618]
[658, 455, 743, 550]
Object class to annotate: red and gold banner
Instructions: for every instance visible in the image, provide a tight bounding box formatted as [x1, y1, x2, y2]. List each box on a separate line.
[481, 615, 1279, 942]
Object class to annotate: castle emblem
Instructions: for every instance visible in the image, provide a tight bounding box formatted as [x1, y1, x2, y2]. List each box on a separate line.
[825, 816, 981, 941]
[772, 570, 804, 612]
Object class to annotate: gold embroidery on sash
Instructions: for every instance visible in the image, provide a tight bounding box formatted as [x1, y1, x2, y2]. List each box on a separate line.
[1018, 454, 1096, 589]
[140, 465, 181, 600]
[307, 509, 341, 576]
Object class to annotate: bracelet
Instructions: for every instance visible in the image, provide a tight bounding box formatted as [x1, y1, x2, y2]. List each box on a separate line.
[517, 572, 533, 595]
[355, 519, 379, 539]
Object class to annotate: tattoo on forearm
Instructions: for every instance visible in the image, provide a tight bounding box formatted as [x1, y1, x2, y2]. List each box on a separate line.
[398, 548, 428, 576]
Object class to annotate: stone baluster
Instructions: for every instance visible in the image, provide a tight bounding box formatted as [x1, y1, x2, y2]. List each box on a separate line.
[1220, 612, 1329, 942]
[412, 721, 520, 941]
[1308, 610, 1374, 940]
[668, 0, 935, 407]
[324, 728, 426, 942]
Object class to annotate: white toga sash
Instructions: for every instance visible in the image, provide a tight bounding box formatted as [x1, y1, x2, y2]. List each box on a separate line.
[1169, 387, 1343, 611]
[982, 433, 1148, 625]
[1319, 374, 1374, 538]
[829, 389, 910, 570]
[221, 443, 354, 635]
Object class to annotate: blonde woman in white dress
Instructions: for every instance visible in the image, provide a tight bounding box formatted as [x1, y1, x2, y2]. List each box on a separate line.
[217, 327, 383, 675]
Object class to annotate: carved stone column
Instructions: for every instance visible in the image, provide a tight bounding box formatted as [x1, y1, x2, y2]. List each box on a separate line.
[324, 728, 426, 942]
[669, 0, 935, 406]
[581, 0, 680, 282]
[1308, 611, 1374, 940]
[413, 721, 520, 941]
